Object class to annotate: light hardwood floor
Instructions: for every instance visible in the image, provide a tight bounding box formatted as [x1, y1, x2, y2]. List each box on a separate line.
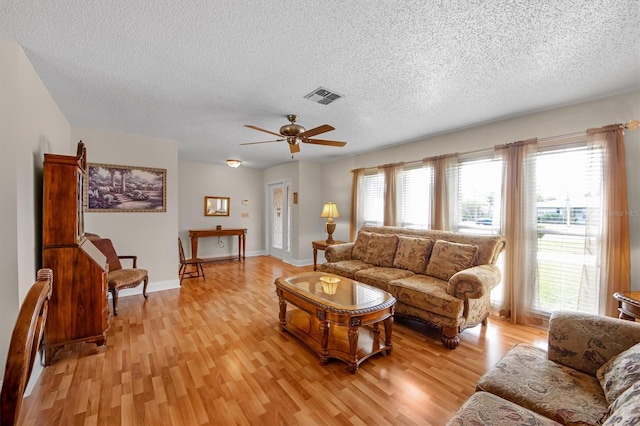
[21, 256, 547, 425]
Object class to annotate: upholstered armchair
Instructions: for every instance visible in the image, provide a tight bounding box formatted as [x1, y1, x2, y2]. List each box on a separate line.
[88, 235, 149, 316]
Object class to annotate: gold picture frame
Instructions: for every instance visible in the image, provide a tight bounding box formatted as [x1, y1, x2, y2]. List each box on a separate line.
[204, 196, 230, 216]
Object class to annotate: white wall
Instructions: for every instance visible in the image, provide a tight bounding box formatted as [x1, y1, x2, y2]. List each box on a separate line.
[178, 161, 264, 258]
[321, 90, 640, 290]
[71, 127, 180, 292]
[0, 41, 70, 383]
[296, 161, 324, 263]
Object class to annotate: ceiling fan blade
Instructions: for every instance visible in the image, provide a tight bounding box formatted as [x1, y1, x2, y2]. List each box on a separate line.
[289, 143, 300, 154]
[299, 124, 334, 138]
[240, 139, 284, 146]
[303, 138, 347, 147]
[244, 125, 283, 138]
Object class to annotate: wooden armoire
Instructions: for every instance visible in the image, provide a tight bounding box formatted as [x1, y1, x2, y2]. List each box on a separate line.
[42, 141, 110, 365]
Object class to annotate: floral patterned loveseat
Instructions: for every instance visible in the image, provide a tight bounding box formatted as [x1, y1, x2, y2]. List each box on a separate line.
[321, 226, 506, 348]
[446, 310, 640, 425]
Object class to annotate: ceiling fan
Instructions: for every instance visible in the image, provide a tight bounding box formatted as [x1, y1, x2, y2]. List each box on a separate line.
[241, 114, 346, 154]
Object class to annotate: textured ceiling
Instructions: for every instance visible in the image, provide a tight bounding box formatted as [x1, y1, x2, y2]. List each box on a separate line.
[1, 1, 639, 169]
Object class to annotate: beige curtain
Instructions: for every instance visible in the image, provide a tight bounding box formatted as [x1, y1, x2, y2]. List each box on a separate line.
[587, 125, 631, 317]
[383, 165, 397, 226]
[495, 139, 539, 324]
[349, 168, 364, 241]
[425, 154, 458, 230]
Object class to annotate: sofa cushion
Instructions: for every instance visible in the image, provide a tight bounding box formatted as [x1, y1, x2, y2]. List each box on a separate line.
[388, 275, 464, 319]
[354, 267, 415, 292]
[392, 236, 434, 274]
[445, 391, 562, 426]
[363, 233, 399, 267]
[597, 342, 640, 404]
[426, 240, 478, 281]
[320, 260, 374, 280]
[352, 231, 372, 261]
[476, 343, 609, 425]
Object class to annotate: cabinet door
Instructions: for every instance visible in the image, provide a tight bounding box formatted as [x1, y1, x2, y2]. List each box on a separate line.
[43, 154, 82, 246]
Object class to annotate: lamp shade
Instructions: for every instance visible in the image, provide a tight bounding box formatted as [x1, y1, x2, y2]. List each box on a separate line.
[320, 202, 340, 219]
[226, 159, 242, 168]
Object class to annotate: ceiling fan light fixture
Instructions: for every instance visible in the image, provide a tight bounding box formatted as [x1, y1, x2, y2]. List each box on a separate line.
[226, 159, 242, 168]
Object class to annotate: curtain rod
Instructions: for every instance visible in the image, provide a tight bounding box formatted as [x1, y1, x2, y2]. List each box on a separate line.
[351, 120, 639, 173]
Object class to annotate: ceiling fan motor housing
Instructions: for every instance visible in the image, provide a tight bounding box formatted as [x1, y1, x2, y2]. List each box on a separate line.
[279, 124, 305, 137]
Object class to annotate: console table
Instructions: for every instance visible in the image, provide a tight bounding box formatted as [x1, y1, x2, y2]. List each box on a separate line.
[188, 228, 247, 261]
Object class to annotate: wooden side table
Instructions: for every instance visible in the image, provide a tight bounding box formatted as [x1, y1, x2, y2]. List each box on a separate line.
[614, 291, 640, 321]
[312, 240, 345, 271]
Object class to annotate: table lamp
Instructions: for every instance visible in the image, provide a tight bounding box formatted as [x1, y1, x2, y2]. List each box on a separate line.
[320, 201, 340, 244]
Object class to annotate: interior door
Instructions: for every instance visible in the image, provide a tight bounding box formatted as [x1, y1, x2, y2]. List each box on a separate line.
[267, 181, 291, 261]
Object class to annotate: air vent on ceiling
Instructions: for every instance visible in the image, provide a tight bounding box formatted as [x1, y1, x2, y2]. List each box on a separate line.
[304, 87, 343, 105]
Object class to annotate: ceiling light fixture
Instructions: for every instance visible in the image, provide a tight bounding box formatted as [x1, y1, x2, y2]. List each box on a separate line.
[226, 159, 242, 168]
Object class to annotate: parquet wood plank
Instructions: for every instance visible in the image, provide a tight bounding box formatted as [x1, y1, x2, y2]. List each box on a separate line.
[19, 256, 548, 425]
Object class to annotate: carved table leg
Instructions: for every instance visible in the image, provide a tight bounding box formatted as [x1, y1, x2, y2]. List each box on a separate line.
[383, 316, 394, 355]
[276, 290, 287, 330]
[319, 320, 329, 363]
[348, 326, 359, 373]
[313, 247, 318, 271]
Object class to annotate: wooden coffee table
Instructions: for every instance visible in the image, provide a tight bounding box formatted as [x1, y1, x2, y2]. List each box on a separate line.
[274, 272, 396, 373]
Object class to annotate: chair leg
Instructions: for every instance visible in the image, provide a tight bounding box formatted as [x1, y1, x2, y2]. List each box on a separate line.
[200, 263, 206, 281]
[143, 276, 149, 299]
[110, 288, 118, 316]
[179, 264, 185, 285]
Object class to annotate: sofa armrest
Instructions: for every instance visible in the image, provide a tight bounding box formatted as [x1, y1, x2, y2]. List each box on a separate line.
[548, 310, 640, 376]
[324, 243, 355, 262]
[447, 264, 502, 299]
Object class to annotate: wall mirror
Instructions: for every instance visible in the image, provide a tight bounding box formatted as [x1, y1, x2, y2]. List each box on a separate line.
[204, 196, 230, 216]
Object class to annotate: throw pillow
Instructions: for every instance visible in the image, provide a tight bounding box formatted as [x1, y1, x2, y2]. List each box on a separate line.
[607, 380, 640, 414]
[363, 233, 399, 267]
[392, 236, 434, 274]
[597, 342, 640, 404]
[425, 240, 478, 281]
[352, 231, 372, 261]
[602, 380, 640, 426]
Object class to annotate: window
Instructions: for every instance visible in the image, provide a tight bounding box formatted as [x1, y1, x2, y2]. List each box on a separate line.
[533, 145, 602, 314]
[397, 164, 431, 229]
[455, 157, 503, 235]
[357, 170, 384, 228]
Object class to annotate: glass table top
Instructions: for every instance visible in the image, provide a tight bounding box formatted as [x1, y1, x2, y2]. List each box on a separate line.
[278, 272, 393, 310]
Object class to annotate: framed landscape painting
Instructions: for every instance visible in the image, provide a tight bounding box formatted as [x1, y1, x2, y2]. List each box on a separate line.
[86, 163, 166, 212]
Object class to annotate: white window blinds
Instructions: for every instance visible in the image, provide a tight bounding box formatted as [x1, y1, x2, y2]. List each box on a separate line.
[532, 144, 603, 314]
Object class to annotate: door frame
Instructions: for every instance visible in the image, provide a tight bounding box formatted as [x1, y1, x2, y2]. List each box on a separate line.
[265, 180, 292, 263]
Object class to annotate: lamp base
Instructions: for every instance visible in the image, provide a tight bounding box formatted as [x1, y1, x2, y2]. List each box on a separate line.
[325, 221, 336, 244]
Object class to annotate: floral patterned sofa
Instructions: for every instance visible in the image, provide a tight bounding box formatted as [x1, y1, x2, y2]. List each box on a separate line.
[321, 226, 506, 348]
[446, 310, 640, 425]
